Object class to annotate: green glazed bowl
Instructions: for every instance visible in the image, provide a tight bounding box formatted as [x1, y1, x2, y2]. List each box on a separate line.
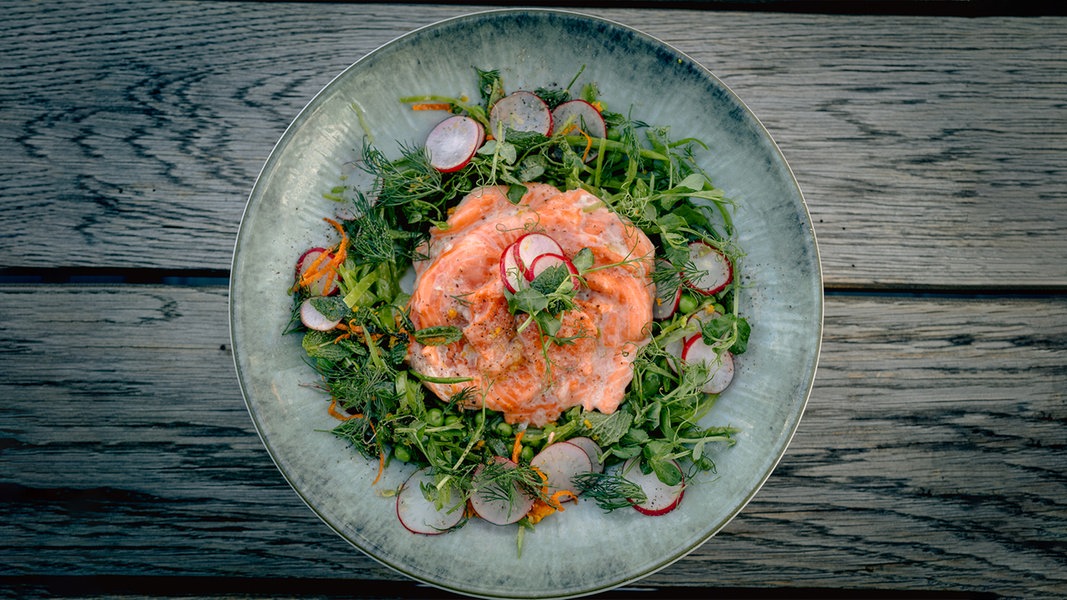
[231, 9, 822, 599]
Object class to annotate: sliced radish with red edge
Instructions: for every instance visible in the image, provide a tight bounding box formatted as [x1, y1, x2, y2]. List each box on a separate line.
[622, 458, 685, 516]
[684, 241, 732, 296]
[295, 247, 339, 296]
[531, 441, 593, 499]
[498, 241, 524, 293]
[515, 232, 564, 278]
[425, 115, 485, 173]
[299, 297, 342, 331]
[681, 336, 735, 394]
[550, 99, 606, 138]
[396, 467, 465, 535]
[469, 457, 535, 525]
[564, 436, 604, 473]
[489, 91, 552, 138]
[652, 259, 682, 321]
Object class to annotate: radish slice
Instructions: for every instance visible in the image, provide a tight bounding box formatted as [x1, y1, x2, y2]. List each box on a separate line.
[653, 285, 681, 321]
[681, 335, 736, 394]
[514, 232, 564, 278]
[470, 457, 535, 525]
[489, 91, 552, 138]
[653, 258, 682, 320]
[498, 241, 524, 293]
[295, 247, 339, 296]
[664, 311, 707, 373]
[396, 467, 465, 535]
[531, 441, 593, 499]
[564, 436, 604, 473]
[527, 252, 580, 290]
[623, 458, 685, 516]
[550, 99, 606, 138]
[684, 241, 733, 296]
[425, 115, 485, 173]
[299, 297, 342, 331]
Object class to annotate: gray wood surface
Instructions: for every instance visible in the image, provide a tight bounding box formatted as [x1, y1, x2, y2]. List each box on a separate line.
[1, 2, 1065, 289]
[2, 286, 1064, 597]
[2, 1, 1066, 599]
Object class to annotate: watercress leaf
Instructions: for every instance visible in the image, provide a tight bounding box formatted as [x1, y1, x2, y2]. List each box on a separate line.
[498, 141, 518, 165]
[506, 183, 527, 204]
[571, 247, 594, 272]
[677, 172, 706, 192]
[656, 212, 687, 236]
[507, 287, 550, 314]
[537, 313, 562, 337]
[702, 314, 751, 354]
[732, 317, 751, 354]
[692, 439, 706, 462]
[621, 427, 649, 445]
[650, 456, 683, 486]
[517, 156, 546, 183]
[608, 444, 642, 460]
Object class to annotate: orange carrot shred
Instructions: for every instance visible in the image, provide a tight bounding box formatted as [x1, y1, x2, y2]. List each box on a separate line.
[580, 130, 594, 162]
[327, 398, 362, 422]
[510, 429, 526, 463]
[411, 102, 451, 111]
[548, 489, 576, 510]
[525, 499, 556, 524]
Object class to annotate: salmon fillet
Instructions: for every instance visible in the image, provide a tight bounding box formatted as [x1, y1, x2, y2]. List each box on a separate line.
[406, 184, 655, 426]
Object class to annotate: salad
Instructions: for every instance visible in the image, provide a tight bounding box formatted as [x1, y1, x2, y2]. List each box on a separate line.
[287, 67, 750, 543]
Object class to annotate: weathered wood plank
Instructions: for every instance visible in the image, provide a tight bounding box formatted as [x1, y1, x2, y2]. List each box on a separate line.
[1, 285, 1064, 597]
[0, 1, 1064, 288]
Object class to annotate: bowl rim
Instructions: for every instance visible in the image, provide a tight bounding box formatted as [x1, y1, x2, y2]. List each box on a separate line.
[229, 8, 824, 599]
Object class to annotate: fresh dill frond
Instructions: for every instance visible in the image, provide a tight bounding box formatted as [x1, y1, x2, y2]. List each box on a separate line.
[571, 472, 646, 512]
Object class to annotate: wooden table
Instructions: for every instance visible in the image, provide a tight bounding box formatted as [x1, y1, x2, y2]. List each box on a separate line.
[3, 2, 1065, 598]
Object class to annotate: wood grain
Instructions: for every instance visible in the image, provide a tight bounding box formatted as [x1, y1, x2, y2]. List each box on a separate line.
[1, 285, 1063, 597]
[1, 1, 1065, 289]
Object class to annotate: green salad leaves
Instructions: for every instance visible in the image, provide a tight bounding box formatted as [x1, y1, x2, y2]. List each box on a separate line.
[288, 66, 749, 533]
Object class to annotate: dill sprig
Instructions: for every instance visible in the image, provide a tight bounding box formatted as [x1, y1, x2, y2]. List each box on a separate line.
[571, 472, 646, 512]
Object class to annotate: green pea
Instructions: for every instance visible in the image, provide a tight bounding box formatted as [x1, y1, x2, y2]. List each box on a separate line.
[427, 408, 444, 427]
[678, 292, 700, 315]
[494, 421, 513, 438]
[520, 445, 535, 463]
[393, 445, 412, 463]
[445, 415, 462, 426]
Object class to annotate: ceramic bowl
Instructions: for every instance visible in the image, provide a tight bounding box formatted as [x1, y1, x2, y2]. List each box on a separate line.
[231, 9, 822, 599]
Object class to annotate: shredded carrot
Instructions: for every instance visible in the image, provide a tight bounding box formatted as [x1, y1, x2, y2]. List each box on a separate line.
[327, 398, 362, 422]
[411, 102, 451, 111]
[296, 217, 349, 290]
[580, 129, 594, 162]
[549, 489, 577, 510]
[510, 429, 526, 463]
[525, 499, 557, 524]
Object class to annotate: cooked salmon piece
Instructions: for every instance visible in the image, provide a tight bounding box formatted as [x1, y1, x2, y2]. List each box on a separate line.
[407, 185, 654, 426]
